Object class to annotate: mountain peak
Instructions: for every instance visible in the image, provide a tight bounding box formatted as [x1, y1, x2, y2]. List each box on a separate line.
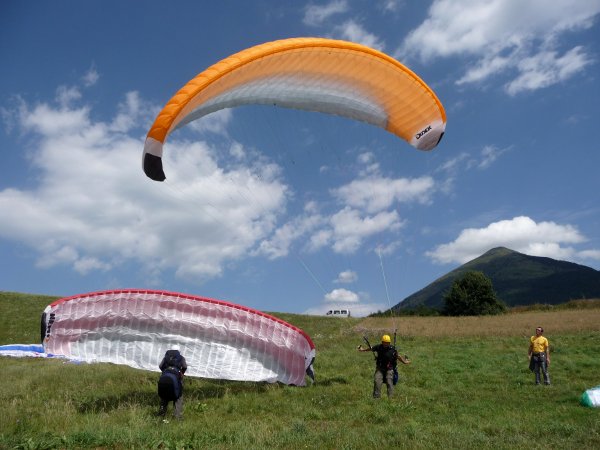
[483, 247, 514, 256]
[397, 247, 600, 310]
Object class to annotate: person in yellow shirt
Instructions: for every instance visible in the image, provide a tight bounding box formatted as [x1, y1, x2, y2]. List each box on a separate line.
[528, 326, 550, 385]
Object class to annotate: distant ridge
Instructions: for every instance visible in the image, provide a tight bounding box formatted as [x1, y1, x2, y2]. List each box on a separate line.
[396, 247, 600, 311]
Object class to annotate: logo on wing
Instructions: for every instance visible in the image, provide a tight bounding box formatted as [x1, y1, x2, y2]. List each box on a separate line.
[415, 125, 432, 140]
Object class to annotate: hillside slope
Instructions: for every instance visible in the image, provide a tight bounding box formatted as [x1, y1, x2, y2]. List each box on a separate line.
[396, 247, 600, 311]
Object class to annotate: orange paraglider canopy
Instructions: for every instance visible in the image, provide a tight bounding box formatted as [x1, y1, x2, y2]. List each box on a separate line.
[143, 37, 446, 181]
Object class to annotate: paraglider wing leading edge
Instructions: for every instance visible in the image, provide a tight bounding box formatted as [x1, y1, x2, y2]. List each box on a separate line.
[142, 37, 446, 181]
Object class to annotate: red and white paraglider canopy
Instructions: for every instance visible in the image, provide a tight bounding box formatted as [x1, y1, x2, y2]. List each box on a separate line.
[41, 289, 315, 386]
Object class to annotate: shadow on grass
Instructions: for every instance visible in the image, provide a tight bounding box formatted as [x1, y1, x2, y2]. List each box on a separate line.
[76, 390, 157, 413]
[76, 379, 278, 413]
[313, 376, 348, 386]
[187, 379, 274, 400]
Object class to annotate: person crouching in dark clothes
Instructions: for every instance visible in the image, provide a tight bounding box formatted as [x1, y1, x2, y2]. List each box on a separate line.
[358, 334, 411, 398]
[157, 345, 188, 419]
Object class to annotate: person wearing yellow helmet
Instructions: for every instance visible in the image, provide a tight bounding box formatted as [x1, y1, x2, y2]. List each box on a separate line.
[358, 334, 410, 398]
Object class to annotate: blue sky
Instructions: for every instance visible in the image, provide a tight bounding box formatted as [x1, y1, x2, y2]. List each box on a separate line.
[1, 0, 600, 317]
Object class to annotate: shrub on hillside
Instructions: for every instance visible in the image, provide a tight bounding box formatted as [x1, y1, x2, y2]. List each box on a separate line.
[443, 271, 506, 316]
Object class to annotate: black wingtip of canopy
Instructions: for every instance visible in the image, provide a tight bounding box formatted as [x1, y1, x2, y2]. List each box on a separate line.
[143, 153, 166, 182]
[435, 131, 445, 147]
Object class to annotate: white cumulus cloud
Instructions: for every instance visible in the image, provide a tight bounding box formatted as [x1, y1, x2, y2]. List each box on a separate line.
[334, 270, 358, 284]
[329, 207, 403, 254]
[333, 175, 434, 213]
[334, 20, 386, 51]
[399, 0, 600, 94]
[427, 216, 600, 265]
[303, 0, 348, 26]
[325, 287, 360, 302]
[0, 92, 287, 283]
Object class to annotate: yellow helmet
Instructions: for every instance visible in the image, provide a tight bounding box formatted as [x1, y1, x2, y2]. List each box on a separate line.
[381, 334, 391, 343]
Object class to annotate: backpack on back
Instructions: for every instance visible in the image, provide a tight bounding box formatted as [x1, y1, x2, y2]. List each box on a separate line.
[157, 350, 184, 401]
[158, 370, 182, 401]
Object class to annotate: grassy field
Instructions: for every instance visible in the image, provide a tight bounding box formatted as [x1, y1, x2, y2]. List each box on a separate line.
[1, 292, 599, 449]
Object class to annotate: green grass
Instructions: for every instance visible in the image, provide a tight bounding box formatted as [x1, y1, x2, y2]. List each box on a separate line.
[1, 292, 599, 449]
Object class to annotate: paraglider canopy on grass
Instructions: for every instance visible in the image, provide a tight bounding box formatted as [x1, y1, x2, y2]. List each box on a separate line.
[581, 386, 600, 407]
[41, 289, 315, 386]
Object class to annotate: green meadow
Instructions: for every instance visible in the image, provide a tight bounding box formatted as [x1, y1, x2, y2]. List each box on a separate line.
[1, 292, 599, 449]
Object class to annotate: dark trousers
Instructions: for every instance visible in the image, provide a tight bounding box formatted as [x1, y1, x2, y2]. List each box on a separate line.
[159, 396, 183, 418]
[530, 353, 550, 385]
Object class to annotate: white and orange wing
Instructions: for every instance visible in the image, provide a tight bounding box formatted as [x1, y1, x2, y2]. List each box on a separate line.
[143, 37, 446, 181]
